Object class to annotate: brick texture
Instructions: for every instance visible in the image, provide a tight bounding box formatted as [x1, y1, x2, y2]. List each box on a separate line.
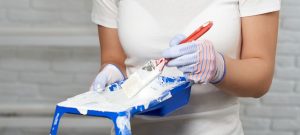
[1, 0, 30, 8]
[240, 1, 300, 132]
[0, 0, 93, 27]
[0, 0, 299, 135]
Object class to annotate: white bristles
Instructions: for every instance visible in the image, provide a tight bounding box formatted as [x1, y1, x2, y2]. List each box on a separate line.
[121, 60, 161, 98]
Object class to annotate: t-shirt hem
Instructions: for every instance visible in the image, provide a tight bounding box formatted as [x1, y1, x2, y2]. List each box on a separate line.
[240, 7, 280, 17]
[91, 16, 118, 28]
[240, 2, 281, 17]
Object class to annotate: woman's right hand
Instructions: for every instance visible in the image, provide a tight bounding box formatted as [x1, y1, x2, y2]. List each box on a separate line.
[89, 64, 126, 92]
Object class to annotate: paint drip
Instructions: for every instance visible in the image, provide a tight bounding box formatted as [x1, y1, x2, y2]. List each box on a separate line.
[116, 115, 131, 134]
[58, 76, 186, 134]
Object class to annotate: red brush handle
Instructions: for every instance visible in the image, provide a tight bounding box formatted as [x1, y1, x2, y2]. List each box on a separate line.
[157, 21, 213, 71]
[179, 21, 213, 44]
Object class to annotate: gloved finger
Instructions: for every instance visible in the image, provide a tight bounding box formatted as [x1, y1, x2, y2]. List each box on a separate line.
[169, 34, 186, 47]
[178, 63, 198, 73]
[90, 72, 107, 92]
[183, 73, 196, 83]
[192, 70, 212, 83]
[162, 42, 198, 58]
[167, 52, 198, 67]
[184, 73, 206, 84]
[91, 80, 106, 92]
[90, 82, 106, 92]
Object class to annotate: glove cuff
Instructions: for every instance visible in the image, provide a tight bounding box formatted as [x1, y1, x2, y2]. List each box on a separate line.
[211, 53, 226, 84]
[102, 64, 126, 84]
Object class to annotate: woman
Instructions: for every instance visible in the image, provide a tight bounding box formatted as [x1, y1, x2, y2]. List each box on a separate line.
[90, 0, 280, 134]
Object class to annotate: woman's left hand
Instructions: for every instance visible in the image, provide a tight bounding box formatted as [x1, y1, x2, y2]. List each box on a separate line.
[162, 34, 226, 84]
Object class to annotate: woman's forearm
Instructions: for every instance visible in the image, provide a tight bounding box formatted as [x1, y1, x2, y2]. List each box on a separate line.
[217, 12, 279, 98]
[217, 56, 275, 98]
[98, 25, 127, 77]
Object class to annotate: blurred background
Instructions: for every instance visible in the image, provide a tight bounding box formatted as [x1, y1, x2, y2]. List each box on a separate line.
[0, 0, 299, 135]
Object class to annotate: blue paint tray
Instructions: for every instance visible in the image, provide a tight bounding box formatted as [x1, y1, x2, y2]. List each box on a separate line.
[49, 76, 192, 135]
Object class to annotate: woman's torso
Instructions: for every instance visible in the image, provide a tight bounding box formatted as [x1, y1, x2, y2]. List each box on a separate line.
[117, 0, 243, 134]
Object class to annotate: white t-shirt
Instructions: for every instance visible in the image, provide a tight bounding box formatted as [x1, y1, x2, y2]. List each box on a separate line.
[92, 0, 280, 134]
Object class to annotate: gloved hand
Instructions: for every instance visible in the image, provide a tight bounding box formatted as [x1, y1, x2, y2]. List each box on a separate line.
[89, 64, 125, 92]
[162, 34, 226, 84]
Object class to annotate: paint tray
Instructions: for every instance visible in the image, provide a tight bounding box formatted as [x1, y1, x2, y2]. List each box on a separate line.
[49, 76, 192, 135]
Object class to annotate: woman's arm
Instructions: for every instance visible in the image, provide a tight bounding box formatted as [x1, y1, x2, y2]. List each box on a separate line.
[98, 25, 127, 76]
[217, 11, 279, 98]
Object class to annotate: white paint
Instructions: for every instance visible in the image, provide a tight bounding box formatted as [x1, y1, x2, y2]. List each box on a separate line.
[116, 115, 131, 134]
[77, 108, 88, 115]
[122, 60, 161, 98]
[57, 74, 185, 134]
[54, 113, 60, 125]
[58, 76, 185, 113]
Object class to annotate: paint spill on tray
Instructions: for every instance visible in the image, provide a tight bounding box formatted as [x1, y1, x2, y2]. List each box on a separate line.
[58, 76, 186, 114]
[50, 75, 191, 135]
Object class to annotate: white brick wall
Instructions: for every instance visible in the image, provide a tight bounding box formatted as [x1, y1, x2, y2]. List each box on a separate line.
[0, 0, 299, 135]
[0, 0, 92, 26]
[240, 1, 300, 135]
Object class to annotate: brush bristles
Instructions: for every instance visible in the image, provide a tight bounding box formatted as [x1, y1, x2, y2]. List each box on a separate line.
[122, 70, 161, 98]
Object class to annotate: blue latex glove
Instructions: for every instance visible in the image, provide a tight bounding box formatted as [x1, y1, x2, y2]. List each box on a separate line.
[90, 64, 125, 92]
[162, 34, 226, 84]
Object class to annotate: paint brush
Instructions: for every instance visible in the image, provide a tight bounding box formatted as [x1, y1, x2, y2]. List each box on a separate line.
[121, 21, 213, 98]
